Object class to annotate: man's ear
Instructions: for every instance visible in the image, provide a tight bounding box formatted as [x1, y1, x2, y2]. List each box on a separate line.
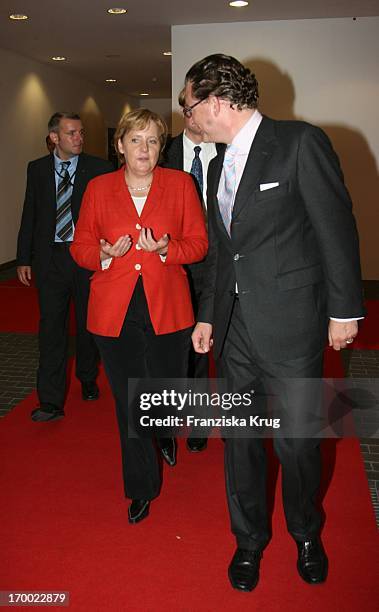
[208, 95, 221, 117]
[49, 131, 59, 145]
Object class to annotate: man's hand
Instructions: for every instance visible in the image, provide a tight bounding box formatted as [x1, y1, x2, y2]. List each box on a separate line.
[100, 236, 131, 261]
[138, 228, 169, 256]
[17, 265, 32, 286]
[192, 322, 213, 353]
[328, 319, 358, 351]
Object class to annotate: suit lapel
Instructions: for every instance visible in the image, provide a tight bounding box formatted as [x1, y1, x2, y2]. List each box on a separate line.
[208, 145, 231, 238]
[232, 117, 277, 222]
[72, 154, 87, 219]
[44, 155, 57, 227]
[47, 154, 56, 204]
[164, 134, 184, 170]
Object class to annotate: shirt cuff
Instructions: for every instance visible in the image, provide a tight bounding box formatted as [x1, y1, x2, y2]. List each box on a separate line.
[329, 317, 364, 322]
[101, 257, 113, 270]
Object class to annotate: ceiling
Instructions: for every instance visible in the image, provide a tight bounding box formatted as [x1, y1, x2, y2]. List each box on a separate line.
[0, 0, 377, 99]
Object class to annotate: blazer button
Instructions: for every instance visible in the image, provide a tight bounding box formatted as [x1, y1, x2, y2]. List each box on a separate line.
[136, 223, 142, 230]
[233, 254, 240, 261]
[136, 244, 141, 250]
[135, 264, 141, 271]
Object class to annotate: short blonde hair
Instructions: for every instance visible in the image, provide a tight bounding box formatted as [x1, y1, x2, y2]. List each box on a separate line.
[114, 108, 168, 164]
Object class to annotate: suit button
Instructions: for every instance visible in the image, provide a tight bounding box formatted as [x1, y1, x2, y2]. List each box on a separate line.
[135, 264, 141, 271]
[136, 223, 142, 230]
[233, 254, 240, 261]
[136, 244, 141, 250]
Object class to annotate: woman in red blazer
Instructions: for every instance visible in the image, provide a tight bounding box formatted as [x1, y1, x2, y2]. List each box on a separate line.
[71, 109, 208, 524]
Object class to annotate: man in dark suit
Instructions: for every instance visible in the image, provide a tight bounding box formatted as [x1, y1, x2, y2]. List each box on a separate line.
[163, 90, 220, 452]
[17, 112, 113, 422]
[186, 55, 364, 591]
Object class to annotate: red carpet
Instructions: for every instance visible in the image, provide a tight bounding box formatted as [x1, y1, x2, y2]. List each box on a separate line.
[0, 369, 378, 611]
[351, 300, 379, 349]
[0, 279, 76, 334]
[1, 278, 378, 609]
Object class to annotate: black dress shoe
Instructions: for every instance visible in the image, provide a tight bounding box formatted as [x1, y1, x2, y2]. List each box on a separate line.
[31, 405, 65, 422]
[296, 538, 328, 584]
[186, 437, 208, 452]
[128, 499, 150, 524]
[81, 381, 99, 401]
[159, 438, 176, 467]
[228, 548, 262, 592]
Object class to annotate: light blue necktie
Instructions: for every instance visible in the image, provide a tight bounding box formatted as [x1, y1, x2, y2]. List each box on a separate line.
[56, 161, 73, 242]
[218, 145, 237, 235]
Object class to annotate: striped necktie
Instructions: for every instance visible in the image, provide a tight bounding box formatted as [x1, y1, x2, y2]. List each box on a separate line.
[218, 145, 237, 235]
[190, 145, 203, 195]
[56, 161, 74, 242]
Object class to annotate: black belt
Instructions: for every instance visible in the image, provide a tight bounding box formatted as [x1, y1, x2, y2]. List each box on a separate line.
[52, 242, 72, 249]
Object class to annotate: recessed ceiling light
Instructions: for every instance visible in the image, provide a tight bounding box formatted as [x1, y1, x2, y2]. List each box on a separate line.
[229, 1, 249, 6]
[140, 93, 149, 96]
[107, 7, 127, 14]
[163, 51, 172, 56]
[52, 56, 67, 61]
[106, 79, 117, 82]
[9, 13, 29, 20]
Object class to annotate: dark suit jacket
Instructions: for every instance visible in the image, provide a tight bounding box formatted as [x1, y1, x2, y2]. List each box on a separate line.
[162, 133, 222, 296]
[17, 152, 113, 286]
[198, 116, 364, 362]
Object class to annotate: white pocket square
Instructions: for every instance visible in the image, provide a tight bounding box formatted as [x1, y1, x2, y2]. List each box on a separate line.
[260, 182, 279, 191]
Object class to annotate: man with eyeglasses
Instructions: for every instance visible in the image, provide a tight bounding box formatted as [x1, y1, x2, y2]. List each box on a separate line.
[17, 112, 113, 422]
[186, 54, 363, 591]
[162, 89, 221, 452]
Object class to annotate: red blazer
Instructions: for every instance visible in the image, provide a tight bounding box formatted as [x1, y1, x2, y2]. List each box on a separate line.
[70, 166, 208, 337]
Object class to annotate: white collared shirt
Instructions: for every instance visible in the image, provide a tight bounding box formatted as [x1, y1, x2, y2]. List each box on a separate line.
[217, 109, 263, 210]
[183, 131, 217, 206]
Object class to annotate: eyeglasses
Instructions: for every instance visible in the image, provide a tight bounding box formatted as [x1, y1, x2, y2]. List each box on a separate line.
[182, 98, 206, 118]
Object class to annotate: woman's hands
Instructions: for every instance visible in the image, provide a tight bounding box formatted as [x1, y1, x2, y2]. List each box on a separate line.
[99, 228, 169, 263]
[100, 235, 132, 261]
[138, 228, 169, 256]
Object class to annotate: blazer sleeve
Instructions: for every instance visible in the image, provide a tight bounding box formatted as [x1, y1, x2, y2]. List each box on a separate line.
[70, 180, 103, 272]
[196, 160, 220, 325]
[16, 162, 35, 265]
[164, 174, 208, 265]
[297, 125, 364, 318]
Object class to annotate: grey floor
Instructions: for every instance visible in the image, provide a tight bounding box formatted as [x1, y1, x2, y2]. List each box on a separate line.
[0, 265, 378, 526]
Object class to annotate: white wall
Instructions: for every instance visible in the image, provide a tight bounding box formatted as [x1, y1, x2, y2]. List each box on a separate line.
[139, 98, 172, 133]
[0, 47, 136, 266]
[172, 18, 379, 278]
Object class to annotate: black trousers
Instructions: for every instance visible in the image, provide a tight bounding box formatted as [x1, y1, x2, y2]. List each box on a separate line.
[218, 298, 324, 551]
[187, 266, 210, 438]
[94, 277, 191, 500]
[37, 244, 98, 409]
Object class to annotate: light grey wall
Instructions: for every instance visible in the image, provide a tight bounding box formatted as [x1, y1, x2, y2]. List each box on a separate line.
[172, 18, 379, 278]
[139, 98, 172, 133]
